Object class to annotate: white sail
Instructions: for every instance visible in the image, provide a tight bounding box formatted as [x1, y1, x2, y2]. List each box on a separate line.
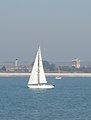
[28, 47, 47, 85]
[28, 49, 38, 85]
[38, 47, 47, 84]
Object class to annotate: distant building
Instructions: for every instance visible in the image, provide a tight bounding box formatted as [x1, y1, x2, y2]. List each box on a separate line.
[72, 58, 80, 68]
[6, 65, 32, 72]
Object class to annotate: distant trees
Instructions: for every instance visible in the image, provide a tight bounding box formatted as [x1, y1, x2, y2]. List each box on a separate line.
[0, 66, 6, 72]
[43, 60, 56, 72]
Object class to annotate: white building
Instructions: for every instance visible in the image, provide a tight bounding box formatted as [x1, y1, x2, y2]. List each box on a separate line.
[72, 58, 80, 68]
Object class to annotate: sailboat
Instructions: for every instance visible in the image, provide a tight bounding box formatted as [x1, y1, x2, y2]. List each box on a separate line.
[56, 76, 62, 80]
[56, 66, 62, 80]
[28, 47, 54, 89]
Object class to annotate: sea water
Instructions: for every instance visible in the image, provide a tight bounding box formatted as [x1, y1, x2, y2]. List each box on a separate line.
[0, 77, 91, 120]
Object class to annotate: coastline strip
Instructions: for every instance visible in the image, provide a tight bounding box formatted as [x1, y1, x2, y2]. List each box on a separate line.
[0, 73, 91, 77]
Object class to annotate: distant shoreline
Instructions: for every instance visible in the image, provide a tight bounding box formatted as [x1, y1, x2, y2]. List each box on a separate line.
[0, 72, 91, 78]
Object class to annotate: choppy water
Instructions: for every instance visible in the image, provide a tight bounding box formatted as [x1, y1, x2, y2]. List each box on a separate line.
[0, 77, 91, 120]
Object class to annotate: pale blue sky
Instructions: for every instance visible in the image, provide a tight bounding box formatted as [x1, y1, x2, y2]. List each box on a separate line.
[0, 0, 91, 63]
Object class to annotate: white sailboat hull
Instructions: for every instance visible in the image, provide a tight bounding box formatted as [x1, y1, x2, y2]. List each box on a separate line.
[56, 77, 62, 79]
[28, 84, 54, 89]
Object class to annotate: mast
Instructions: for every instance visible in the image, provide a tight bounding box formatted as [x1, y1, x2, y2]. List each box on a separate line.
[38, 51, 40, 84]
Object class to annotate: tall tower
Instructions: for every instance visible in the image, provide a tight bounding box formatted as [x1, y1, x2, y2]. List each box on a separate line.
[15, 59, 18, 67]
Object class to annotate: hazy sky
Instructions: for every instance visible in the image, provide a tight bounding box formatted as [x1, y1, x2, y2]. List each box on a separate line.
[0, 0, 91, 63]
